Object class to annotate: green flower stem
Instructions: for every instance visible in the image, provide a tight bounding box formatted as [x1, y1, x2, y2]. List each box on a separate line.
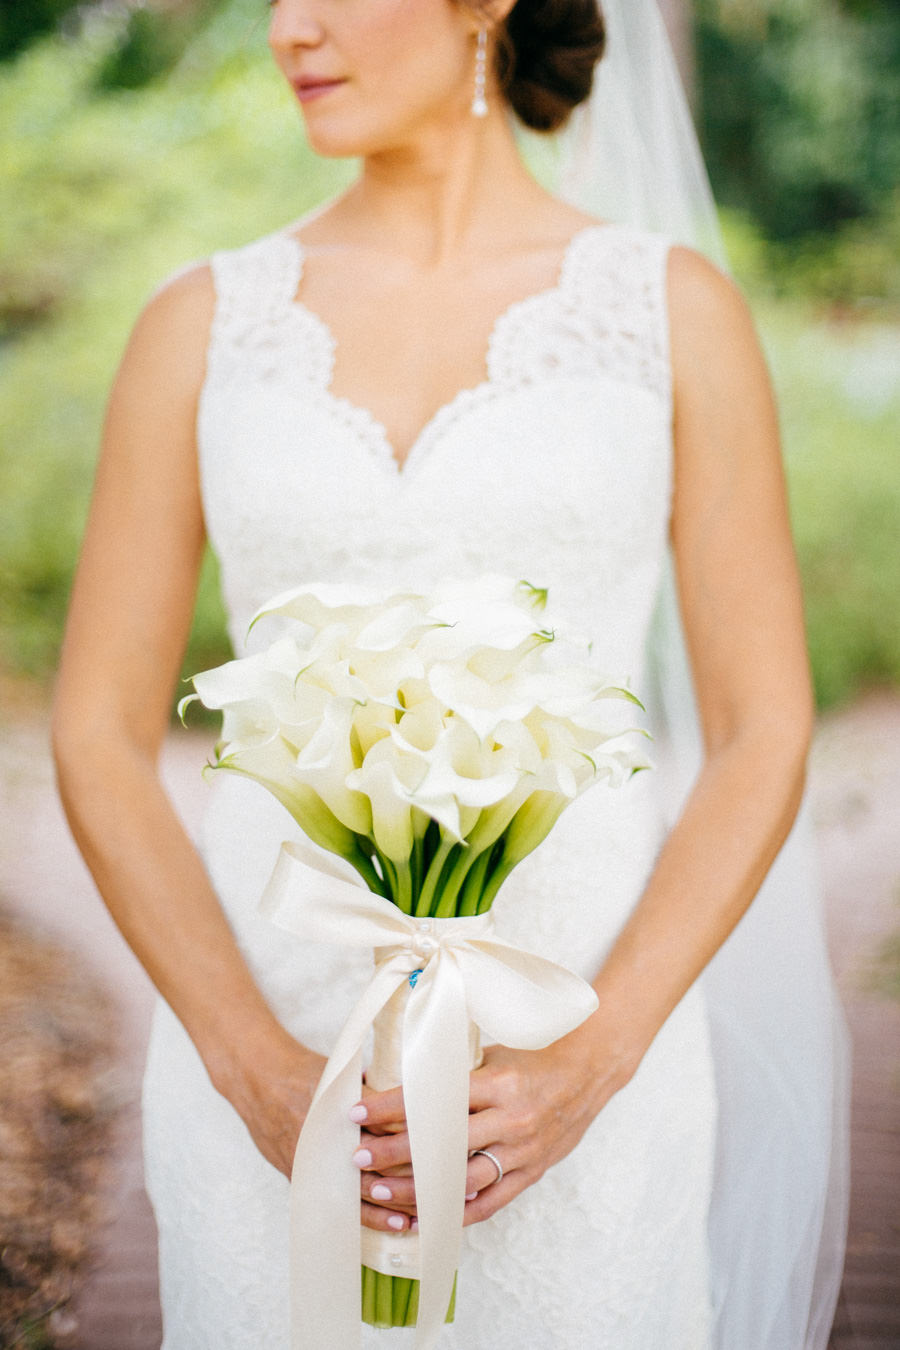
[411, 831, 425, 899]
[375, 1268, 393, 1326]
[391, 1275, 413, 1324]
[367, 850, 414, 913]
[361, 1265, 376, 1324]
[456, 846, 494, 916]
[414, 835, 457, 916]
[476, 847, 520, 914]
[433, 845, 488, 917]
[348, 847, 388, 897]
[379, 852, 398, 900]
[393, 859, 413, 915]
[359, 1274, 455, 1328]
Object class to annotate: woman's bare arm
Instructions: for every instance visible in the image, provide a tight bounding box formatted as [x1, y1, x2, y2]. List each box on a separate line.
[52, 271, 330, 1187]
[354, 246, 815, 1222]
[566, 245, 813, 1071]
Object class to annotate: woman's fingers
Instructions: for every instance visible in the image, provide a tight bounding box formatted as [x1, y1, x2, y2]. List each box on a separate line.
[352, 1046, 557, 1229]
[358, 1151, 510, 1224]
[362, 1170, 417, 1211]
[354, 1127, 412, 1174]
[354, 1040, 611, 1233]
[466, 1148, 505, 1191]
[360, 1199, 416, 1234]
[462, 1172, 523, 1226]
[355, 1083, 405, 1129]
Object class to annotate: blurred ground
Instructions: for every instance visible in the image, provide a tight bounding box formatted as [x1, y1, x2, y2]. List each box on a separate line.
[0, 689, 898, 1349]
[0, 912, 119, 1348]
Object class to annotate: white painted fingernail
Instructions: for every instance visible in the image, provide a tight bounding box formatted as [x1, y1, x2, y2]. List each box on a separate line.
[466, 1191, 478, 1201]
[353, 1149, 373, 1168]
[387, 1215, 405, 1231]
[410, 1219, 419, 1232]
[371, 1184, 392, 1201]
[349, 1104, 368, 1124]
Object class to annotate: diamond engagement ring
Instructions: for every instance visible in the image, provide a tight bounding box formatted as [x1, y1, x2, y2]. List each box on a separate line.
[471, 1148, 503, 1186]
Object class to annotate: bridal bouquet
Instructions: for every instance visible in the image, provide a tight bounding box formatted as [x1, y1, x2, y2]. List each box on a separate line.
[181, 575, 649, 1349]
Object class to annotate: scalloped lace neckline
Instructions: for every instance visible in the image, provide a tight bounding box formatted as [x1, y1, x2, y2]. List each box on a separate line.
[282, 223, 615, 479]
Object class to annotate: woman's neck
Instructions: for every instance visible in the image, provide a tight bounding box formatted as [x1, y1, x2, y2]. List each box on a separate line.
[319, 113, 559, 268]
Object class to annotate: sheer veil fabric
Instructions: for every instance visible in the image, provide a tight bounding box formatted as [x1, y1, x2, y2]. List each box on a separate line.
[544, 2, 851, 1346]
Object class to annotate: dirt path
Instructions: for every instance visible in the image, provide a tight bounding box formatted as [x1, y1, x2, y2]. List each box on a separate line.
[1, 692, 898, 1348]
[809, 694, 900, 1350]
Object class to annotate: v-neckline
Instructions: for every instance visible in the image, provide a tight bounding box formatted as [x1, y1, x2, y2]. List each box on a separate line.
[282, 223, 613, 479]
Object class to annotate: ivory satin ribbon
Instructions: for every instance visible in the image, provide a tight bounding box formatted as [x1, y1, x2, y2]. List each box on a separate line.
[260, 839, 600, 1350]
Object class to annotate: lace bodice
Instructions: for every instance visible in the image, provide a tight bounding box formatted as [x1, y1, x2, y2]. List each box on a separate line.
[198, 223, 673, 678]
[144, 221, 718, 1350]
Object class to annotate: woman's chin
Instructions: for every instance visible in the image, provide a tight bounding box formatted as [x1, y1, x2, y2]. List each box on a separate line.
[299, 117, 384, 161]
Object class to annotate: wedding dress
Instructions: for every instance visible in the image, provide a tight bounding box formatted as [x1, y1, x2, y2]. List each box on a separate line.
[142, 220, 722, 1348]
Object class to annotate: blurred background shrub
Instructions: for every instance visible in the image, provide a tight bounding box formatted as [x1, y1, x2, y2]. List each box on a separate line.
[697, 0, 899, 246]
[0, 0, 897, 709]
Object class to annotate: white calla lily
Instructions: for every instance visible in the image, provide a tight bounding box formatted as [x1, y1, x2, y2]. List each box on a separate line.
[350, 699, 399, 759]
[417, 605, 545, 664]
[291, 700, 372, 834]
[183, 574, 650, 910]
[347, 646, 425, 702]
[345, 737, 421, 863]
[353, 601, 434, 653]
[211, 738, 362, 862]
[426, 659, 537, 741]
[251, 582, 420, 640]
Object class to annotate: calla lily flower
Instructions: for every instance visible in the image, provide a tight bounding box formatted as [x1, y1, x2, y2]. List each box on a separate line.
[392, 714, 524, 842]
[290, 700, 372, 835]
[182, 575, 650, 905]
[345, 737, 421, 862]
[211, 739, 361, 861]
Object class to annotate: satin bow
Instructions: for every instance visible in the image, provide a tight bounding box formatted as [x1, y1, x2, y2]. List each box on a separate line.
[260, 839, 600, 1350]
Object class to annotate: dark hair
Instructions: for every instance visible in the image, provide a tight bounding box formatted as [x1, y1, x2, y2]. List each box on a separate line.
[495, 0, 606, 133]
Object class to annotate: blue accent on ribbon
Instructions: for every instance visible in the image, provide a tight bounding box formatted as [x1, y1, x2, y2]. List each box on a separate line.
[408, 969, 424, 989]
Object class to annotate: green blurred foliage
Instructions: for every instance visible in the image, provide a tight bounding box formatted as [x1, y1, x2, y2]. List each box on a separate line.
[0, 1, 898, 712]
[758, 304, 899, 708]
[94, 2, 218, 91]
[0, 0, 82, 61]
[0, 0, 353, 689]
[720, 211, 899, 709]
[696, 0, 900, 242]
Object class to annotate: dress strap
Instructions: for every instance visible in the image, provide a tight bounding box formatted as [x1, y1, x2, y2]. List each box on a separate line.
[209, 230, 301, 326]
[204, 231, 309, 386]
[562, 225, 673, 410]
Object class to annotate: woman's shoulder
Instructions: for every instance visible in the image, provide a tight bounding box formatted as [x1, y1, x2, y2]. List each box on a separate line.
[121, 262, 216, 393]
[664, 244, 761, 389]
[138, 226, 300, 342]
[145, 260, 217, 322]
[665, 243, 746, 320]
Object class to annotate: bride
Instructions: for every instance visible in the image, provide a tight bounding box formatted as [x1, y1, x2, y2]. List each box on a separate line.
[52, 0, 848, 1346]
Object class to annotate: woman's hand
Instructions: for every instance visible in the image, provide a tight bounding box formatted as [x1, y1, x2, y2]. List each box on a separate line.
[212, 1024, 327, 1179]
[351, 1021, 636, 1229]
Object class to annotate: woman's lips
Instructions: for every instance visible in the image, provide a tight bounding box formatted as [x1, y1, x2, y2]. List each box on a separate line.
[292, 78, 345, 104]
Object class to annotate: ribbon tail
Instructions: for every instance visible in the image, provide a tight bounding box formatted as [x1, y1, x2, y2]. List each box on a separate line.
[403, 953, 471, 1350]
[289, 959, 409, 1349]
[289, 1047, 363, 1350]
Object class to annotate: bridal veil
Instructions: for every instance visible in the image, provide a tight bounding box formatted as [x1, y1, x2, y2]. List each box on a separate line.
[535, 2, 852, 1345]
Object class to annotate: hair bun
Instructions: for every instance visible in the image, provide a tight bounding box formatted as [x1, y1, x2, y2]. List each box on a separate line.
[497, 0, 606, 133]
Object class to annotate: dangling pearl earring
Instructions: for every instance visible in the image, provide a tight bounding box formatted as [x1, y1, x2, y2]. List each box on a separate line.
[471, 28, 489, 118]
